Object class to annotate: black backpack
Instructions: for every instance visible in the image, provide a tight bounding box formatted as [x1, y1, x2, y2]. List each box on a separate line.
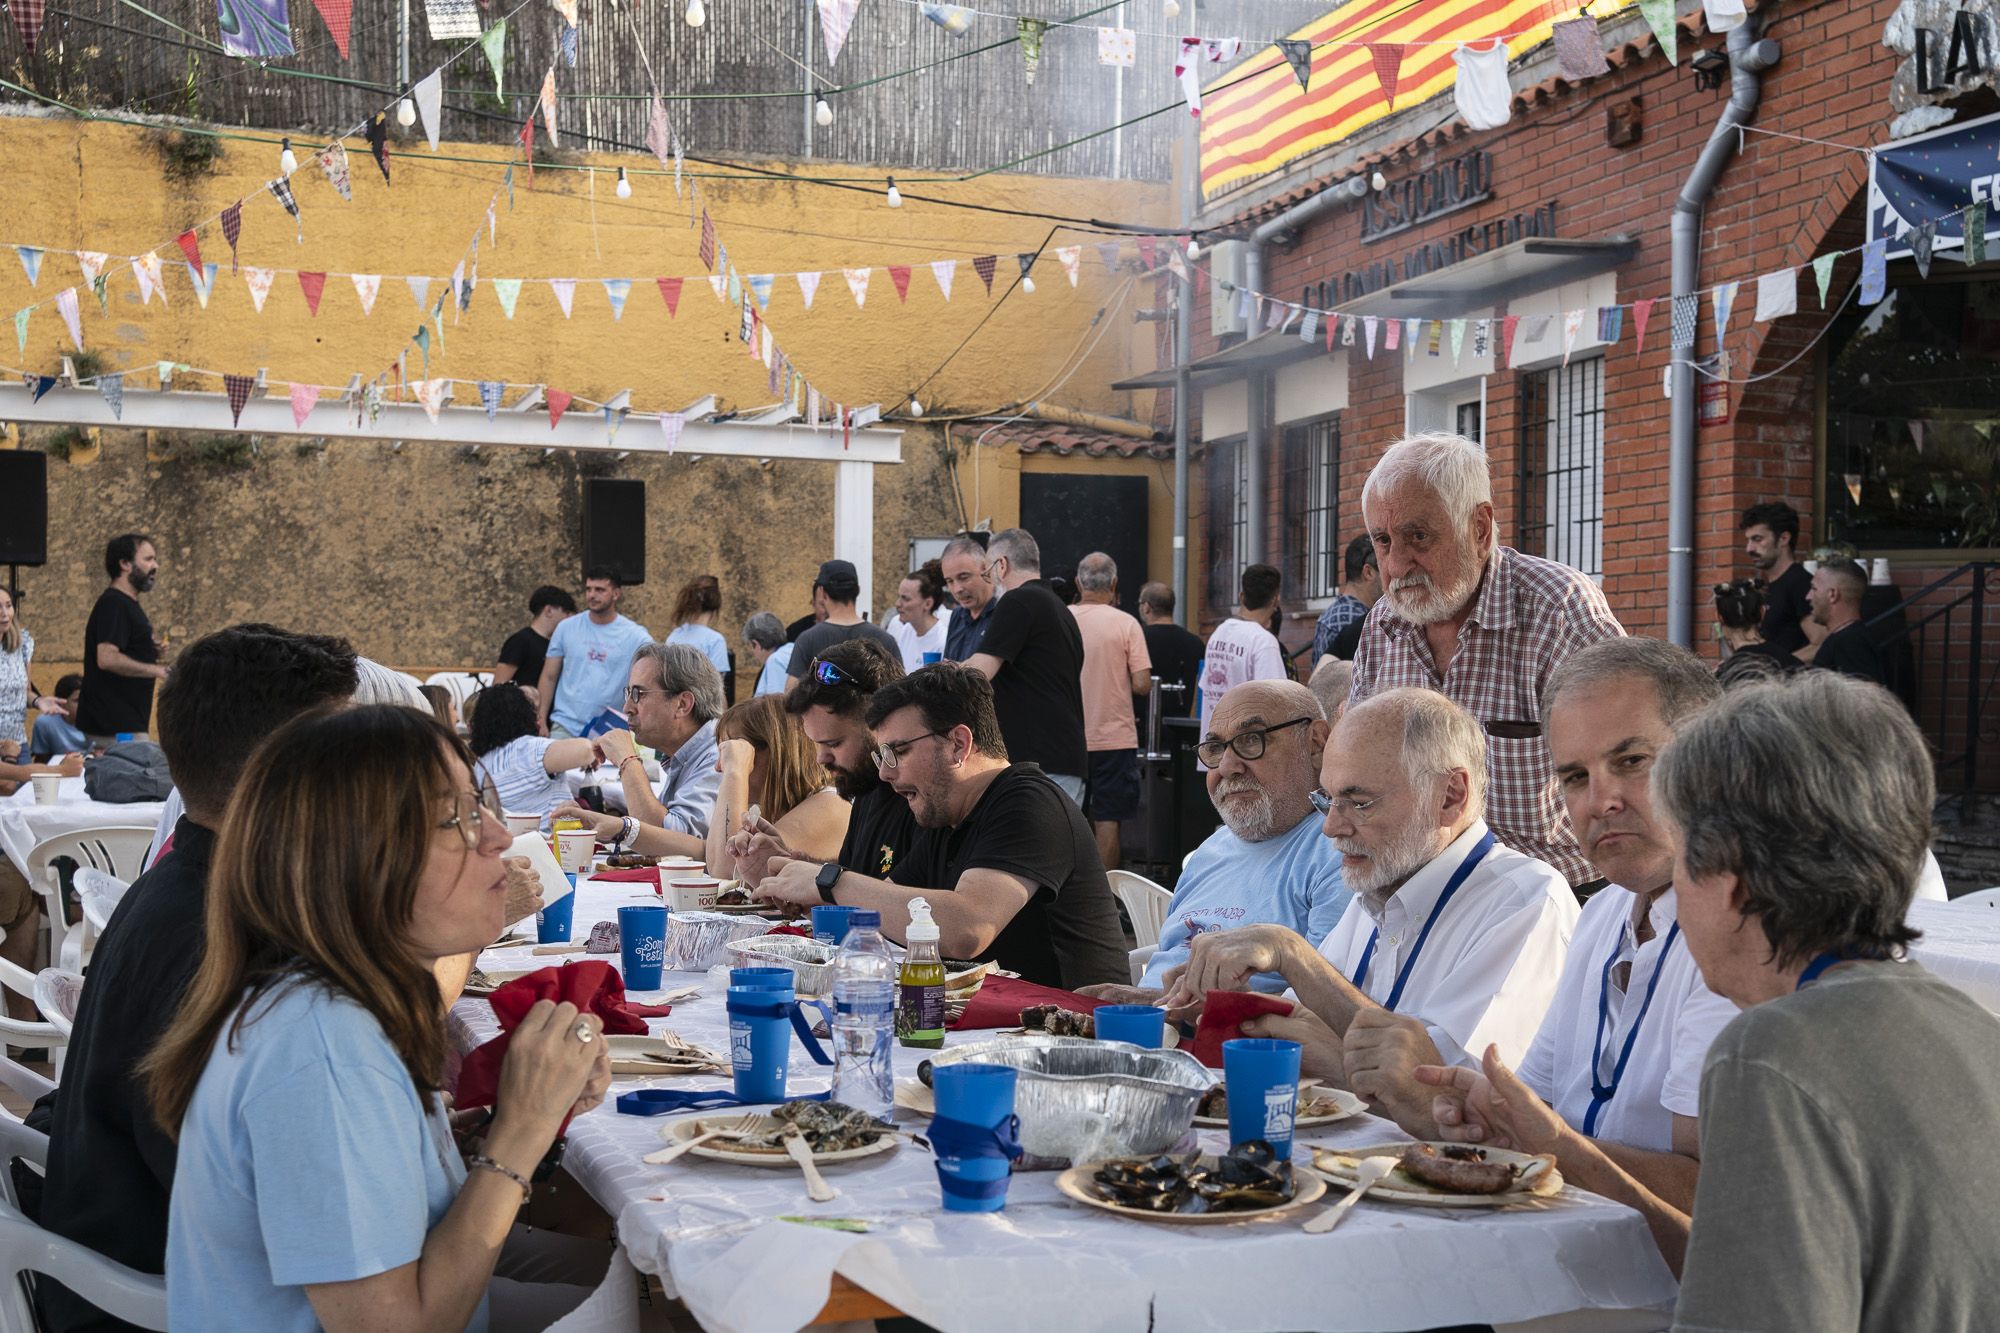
[82, 740, 174, 803]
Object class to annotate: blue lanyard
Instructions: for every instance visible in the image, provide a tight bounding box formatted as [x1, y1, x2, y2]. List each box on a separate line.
[1582, 919, 1680, 1138]
[1796, 952, 1846, 990]
[1352, 830, 1495, 1010]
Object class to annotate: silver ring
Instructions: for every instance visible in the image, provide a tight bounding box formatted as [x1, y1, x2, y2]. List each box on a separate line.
[574, 1021, 596, 1044]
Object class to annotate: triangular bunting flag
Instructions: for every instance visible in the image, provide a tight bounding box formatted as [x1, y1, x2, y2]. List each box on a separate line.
[406, 275, 432, 311]
[707, 275, 726, 301]
[175, 230, 203, 272]
[414, 378, 446, 422]
[29, 374, 55, 403]
[659, 411, 685, 454]
[549, 278, 575, 317]
[602, 278, 632, 319]
[1096, 242, 1121, 274]
[1017, 18, 1048, 83]
[298, 270, 327, 316]
[1500, 314, 1521, 364]
[1364, 315, 1379, 358]
[1277, 38, 1313, 91]
[350, 272, 379, 314]
[480, 20, 507, 95]
[479, 380, 504, 419]
[797, 271, 820, 309]
[645, 94, 673, 171]
[364, 115, 390, 184]
[1450, 317, 1468, 362]
[1637, 0, 1676, 64]
[89, 274, 108, 313]
[888, 265, 912, 303]
[698, 211, 717, 270]
[1016, 253, 1036, 284]
[318, 143, 352, 201]
[1369, 43, 1408, 107]
[518, 114, 536, 190]
[55, 287, 82, 350]
[223, 373, 256, 427]
[99, 374, 124, 419]
[973, 254, 996, 294]
[1913, 218, 1937, 278]
[537, 68, 559, 147]
[816, 0, 860, 65]
[311, 0, 351, 56]
[290, 381, 319, 426]
[1561, 309, 1584, 363]
[547, 388, 572, 429]
[491, 277, 522, 318]
[1632, 297, 1654, 352]
[1963, 206, 1987, 265]
[748, 273, 774, 310]
[414, 69, 444, 152]
[1812, 252, 1838, 306]
[244, 267, 276, 312]
[15, 247, 41, 286]
[220, 205, 242, 272]
[843, 267, 870, 307]
[727, 268, 741, 305]
[931, 259, 956, 300]
[8, 0, 49, 56]
[657, 276, 683, 315]
[132, 252, 167, 305]
[1055, 246, 1081, 287]
[188, 263, 218, 308]
[76, 251, 107, 286]
[1712, 280, 1738, 340]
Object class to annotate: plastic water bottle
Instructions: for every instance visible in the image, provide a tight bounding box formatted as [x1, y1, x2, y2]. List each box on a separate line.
[830, 908, 896, 1117]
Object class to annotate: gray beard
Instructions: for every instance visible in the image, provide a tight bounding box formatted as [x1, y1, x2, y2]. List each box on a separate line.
[1337, 819, 1450, 904]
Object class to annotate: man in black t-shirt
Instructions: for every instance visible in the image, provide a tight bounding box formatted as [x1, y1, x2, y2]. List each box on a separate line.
[1137, 580, 1204, 742]
[753, 664, 1128, 988]
[493, 584, 576, 691]
[77, 533, 168, 742]
[1807, 558, 1889, 686]
[961, 528, 1089, 806]
[785, 560, 901, 684]
[1741, 502, 1814, 657]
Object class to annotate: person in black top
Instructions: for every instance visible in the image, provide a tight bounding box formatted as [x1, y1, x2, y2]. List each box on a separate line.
[785, 560, 901, 683]
[1711, 578, 1800, 687]
[1741, 502, 1814, 657]
[76, 533, 168, 741]
[35, 623, 359, 1333]
[960, 528, 1090, 804]
[1807, 558, 1889, 686]
[753, 664, 1129, 989]
[493, 584, 576, 691]
[1136, 580, 1205, 742]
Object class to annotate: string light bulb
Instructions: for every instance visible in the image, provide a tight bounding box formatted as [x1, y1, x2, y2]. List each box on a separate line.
[814, 96, 834, 126]
[1186, 237, 1200, 260]
[616, 167, 632, 198]
[279, 137, 298, 175]
[395, 97, 416, 128]
[1162, 0, 1180, 16]
[684, 0, 705, 25]
[1371, 170, 1388, 192]
[1021, 274, 1037, 294]
[909, 397, 924, 416]
[885, 176, 903, 208]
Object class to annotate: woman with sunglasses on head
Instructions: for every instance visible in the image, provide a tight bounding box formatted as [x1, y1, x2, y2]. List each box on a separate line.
[704, 695, 850, 879]
[145, 704, 612, 1332]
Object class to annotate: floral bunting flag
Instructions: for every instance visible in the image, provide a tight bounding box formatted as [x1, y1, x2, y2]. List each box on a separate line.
[348, 272, 379, 315]
[298, 270, 328, 316]
[1859, 239, 1887, 305]
[548, 278, 575, 317]
[76, 250, 107, 287]
[843, 267, 870, 307]
[1632, 297, 1654, 352]
[931, 259, 955, 300]
[816, 0, 859, 65]
[603, 279, 632, 320]
[547, 388, 572, 430]
[319, 144, 352, 200]
[223, 372, 256, 426]
[217, 0, 296, 58]
[311, 0, 351, 56]
[658, 411, 685, 454]
[1017, 18, 1048, 82]
[220, 204, 242, 272]
[889, 265, 913, 303]
[478, 380, 504, 418]
[1812, 252, 1839, 305]
[54, 286, 83, 349]
[973, 254, 997, 295]
[1097, 26, 1135, 67]
[89, 274, 109, 313]
[1637, 0, 1676, 64]
[188, 263, 219, 308]
[480, 20, 507, 94]
[538, 68, 560, 147]
[796, 271, 820, 309]
[491, 277, 522, 318]
[1561, 308, 1584, 363]
[16, 247, 41, 286]
[656, 276, 683, 315]
[707, 275, 726, 301]
[414, 378, 447, 422]
[748, 273, 774, 310]
[290, 381, 320, 425]
[1055, 246, 1081, 286]
[1383, 316, 1401, 351]
[132, 252, 167, 305]
[99, 374, 124, 419]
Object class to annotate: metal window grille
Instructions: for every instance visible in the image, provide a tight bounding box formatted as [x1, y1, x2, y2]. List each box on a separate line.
[1518, 357, 1605, 578]
[1280, 415, 1341, 600]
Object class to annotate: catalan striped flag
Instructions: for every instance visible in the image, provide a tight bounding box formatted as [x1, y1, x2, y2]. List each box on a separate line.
[1197, 0, 1631, 198]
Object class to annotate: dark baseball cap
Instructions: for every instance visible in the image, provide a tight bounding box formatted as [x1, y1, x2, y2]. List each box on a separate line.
[814, 559, 861, 599]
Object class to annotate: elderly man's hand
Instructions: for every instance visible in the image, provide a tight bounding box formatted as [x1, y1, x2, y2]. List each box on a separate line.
[1416, 1044, 1567, 1157]
[501, 855, 544, 926]
[751, 856, 821, 917]
[1239, 1006, 1347, 1084]
[1344, 1007, 1447, 1135]
[1159, 925, 1297, 1012]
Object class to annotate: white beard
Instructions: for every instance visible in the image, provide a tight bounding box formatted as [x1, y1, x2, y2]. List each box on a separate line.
[1335, 817, 1449, 902]
[1384, 565, 1479, 627]
[1211, 779, 1278, 842]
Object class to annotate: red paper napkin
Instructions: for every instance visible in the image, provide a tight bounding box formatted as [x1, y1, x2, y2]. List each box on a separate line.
[588, 866, 662, 891]
[766, 924, 813, 938]
[950, 974, 1108, 1031]
[1184, 990, 1296, 1068]
[456, 962, 656, 1126]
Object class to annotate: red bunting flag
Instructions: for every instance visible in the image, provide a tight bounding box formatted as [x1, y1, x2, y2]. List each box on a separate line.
[518, 117, 536, 189]
[547, 388, 573, 429]
[1137, 236, 1158, 270]
[1368, 43, 1409, 109]
[657, 277, 683, 316]
[972, 254, 997, 295]
[1501, 315, 1522, 367]
[1632, 297, 1654, 353]
[888, 265, 912, 304]
[311, 0, 352, 58]
[175, 231, 203, 273]
[223, 373, 255, 427]
[297, 270, 327, 316]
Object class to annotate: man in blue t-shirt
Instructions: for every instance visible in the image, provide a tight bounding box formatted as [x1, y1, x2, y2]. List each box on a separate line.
[536, 566, 655, 738]
[1080, 679, 1349, 1002]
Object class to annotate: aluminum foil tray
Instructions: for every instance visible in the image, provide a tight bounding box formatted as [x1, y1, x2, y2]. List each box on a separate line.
[663, 913, 775, 972]
[724, 934, 841, 996]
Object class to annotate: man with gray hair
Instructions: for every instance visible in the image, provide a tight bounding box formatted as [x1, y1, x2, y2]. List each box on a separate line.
[1069, 551, 1152, 868]
[1350, 432, 1625, 890]
[554, 640, 723, 859]
[1164, 687, 1577, 1118]
[964, 528, 1090, 805]
[1419, 673, 2000, 1326]
[742, 611, 793, 696]
[941, 535, 1001, 662]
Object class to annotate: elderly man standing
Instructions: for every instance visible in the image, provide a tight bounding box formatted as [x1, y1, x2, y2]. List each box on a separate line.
[555, 642, 722, 859]
[1350, 432, 1624, 891]
[1164, 688, 1577, 1113]
[1082, 680, 1349, 1005]
[963, 528, 1090, 806]
[940, 536, 1001, 662]
[1420, 673, 2000, 1324]
[1069, 552, 1151, 870]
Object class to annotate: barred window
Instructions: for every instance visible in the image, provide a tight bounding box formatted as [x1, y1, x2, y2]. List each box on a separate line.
[1280, 415, 1340, 601]
[1518, 356, 1605, 578]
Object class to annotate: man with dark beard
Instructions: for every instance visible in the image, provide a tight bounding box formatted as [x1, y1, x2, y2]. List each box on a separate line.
[1348, 433, 1624, 891]
[1078, 680, 1349, 1005]
[78, 533, 169, 744]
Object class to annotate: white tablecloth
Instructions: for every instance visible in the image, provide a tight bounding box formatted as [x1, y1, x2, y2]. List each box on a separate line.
[0, 778, 164, 879]
[453, 881, 1678, 1333]
[1908, 899, 2000, 1013]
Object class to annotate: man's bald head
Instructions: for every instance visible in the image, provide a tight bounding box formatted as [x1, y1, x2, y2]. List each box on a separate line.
[1203, 680, 1330, 841]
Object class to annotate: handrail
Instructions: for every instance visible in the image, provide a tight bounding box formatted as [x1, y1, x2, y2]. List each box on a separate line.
[1849, 561, 1996, 809]
[1863, 561, 1992, 633]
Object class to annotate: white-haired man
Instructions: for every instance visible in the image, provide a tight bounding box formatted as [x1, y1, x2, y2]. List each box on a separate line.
[1348, 432, 1625, 890]
[1164, 688, 1577, 1126]
[1079, 680, 1350, 1004]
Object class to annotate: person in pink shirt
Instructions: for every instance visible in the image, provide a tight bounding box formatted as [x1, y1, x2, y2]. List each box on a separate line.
[1069, 553, 1152, 870]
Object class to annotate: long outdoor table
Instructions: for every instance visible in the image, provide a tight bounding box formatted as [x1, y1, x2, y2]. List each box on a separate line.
[0, 777, 163, 880]
[452, 879, 1679, 1333]
[1907, 898, 2000, 1013]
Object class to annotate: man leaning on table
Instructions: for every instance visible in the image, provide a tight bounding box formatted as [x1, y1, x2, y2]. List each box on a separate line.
[1419, 672, 2000, 1330]
[554, 642, 722, 861]
[752, 662, 1129, 989]
[1161, 687, 1578, 1122]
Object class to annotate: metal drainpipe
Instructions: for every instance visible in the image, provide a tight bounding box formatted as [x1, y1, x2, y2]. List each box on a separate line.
[1667, 19, 1781, 645]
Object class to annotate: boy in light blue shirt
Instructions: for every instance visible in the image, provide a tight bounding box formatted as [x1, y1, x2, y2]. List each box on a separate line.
[539, 566, 654, 737]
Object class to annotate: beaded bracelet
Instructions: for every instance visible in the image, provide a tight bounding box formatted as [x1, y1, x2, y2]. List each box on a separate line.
[468, 1154, 532, 1204]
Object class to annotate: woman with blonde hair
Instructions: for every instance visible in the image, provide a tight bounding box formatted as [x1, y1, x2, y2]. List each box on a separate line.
[705, 694, 849, 879]
[147, 704, 610, 1331]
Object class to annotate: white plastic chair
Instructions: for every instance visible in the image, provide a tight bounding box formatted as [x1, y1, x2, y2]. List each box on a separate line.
[423, 671, 487, 715]
[1108, 870, 1174, 951]
[1128, 945, 1157, 987]
[1953, 887, 2000, 907]
[0, 1118, 166, 1331]
[60, 870, 130, 973]
[24, 828, 153, 973]
[29, 973, 79, 1044]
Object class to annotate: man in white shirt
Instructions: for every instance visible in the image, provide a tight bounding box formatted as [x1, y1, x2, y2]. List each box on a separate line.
[1197, 563, 1287, 722]
[1162, 687, 1577, 1118]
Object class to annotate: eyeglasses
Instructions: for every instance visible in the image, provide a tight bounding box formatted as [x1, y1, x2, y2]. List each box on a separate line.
[625, 684, 669, 706]
[1195, 716, 1313, 767]
[439, 787, 505, 850]
[872, 731, 946, 770]
[810, 658, 855, 687]
[1308, 788, 1382, 823]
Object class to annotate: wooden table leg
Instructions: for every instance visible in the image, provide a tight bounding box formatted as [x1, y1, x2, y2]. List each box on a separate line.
[813, 1275, 905, 1324]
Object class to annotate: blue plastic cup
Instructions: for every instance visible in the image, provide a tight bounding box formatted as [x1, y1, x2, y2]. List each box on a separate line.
[727, 984, 796, 1103]
[730, 966, 794, 990]
[1222, 1038, 1302, 1156]
[930, 1064, 1018, 1213]
[618, 905, 668, 991]
[1094, 1004, 1166, 1049]
[536, 884, 576, 944]
[811, 904, 856, 944]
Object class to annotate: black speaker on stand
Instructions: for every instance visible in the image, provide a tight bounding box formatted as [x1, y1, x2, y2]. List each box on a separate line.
[0, 450, 49, 607]
[582, 479, 646, 585]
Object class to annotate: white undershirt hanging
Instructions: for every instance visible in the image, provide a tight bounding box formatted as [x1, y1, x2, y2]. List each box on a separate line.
[1453, 40, 1513, 131]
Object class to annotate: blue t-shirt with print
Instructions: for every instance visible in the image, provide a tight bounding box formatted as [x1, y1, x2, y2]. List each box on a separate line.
[546, 612, 654, 734]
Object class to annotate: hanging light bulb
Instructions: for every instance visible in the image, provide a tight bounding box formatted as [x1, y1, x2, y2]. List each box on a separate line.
[279, 137, 298, 175]
[909, 397, 924, 416]
[1021, 274, 1036, 294]
[1186, 237, 1201, 260]
[616, 167, 632, 199]
[1162, 0, 1181, 16]
[395, 96, 416, 128]
[814, 96, 834, 127]
[885, 176, 903, 208]
[1371, 170, 1388, 192]
[684, 0, 705, 25]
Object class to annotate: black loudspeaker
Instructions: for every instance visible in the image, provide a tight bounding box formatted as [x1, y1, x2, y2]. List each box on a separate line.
[0, 451, 48, 566]
[582, 478, 646, 585]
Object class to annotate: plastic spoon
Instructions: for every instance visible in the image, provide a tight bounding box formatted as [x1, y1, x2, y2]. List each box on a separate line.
[1303, 1155, 1397, 1233]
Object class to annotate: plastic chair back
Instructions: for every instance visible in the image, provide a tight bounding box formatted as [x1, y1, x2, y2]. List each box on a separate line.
[25, 828, 153, 974]
[1107, 870, 1175, 950]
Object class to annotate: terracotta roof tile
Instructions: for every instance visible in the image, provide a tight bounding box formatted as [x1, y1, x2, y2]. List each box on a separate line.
[956, 420, 1170, 459]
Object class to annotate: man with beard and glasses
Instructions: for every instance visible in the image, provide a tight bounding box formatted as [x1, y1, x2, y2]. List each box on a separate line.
[753, 663, 1128, 989]
[1077, 681, 1350, 1006]
[1349, 433, 1624, 893]
[78, 533, 169, 745]
[728, 639, 932, 884]
[1162, 688, 1577, 1118]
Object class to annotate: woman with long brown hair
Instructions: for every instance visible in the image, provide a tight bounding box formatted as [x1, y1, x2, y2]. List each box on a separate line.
[146, 704, 609, 1331]
[704, 694, 849, 879]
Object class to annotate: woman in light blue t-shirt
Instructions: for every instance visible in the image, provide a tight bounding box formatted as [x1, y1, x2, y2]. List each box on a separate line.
[145, 705, 611, 1332]
[468, 681, 602, 819]
[664, 574, 733, 694]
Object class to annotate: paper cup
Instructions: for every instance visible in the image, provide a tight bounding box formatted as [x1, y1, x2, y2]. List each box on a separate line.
[667, 877, 722, 912]
[554, 829, 598, 874]
[503, 812, 543, 835]
[30, 774, 62, 806]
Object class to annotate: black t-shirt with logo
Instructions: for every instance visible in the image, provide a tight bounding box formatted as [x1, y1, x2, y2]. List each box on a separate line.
[498, 625, 552, 689]
[837, 781, 927, 880]
[77, 587, 157, 736]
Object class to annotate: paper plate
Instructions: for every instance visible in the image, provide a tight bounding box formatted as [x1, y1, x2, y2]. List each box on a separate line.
[1192, 1085, 1366, 1130]
[659, 1112, 900, 1166]
[1056, 1159, 1325, 1225]
[463, 968, 535, 998]
[1311, 1142, 1563, 1207]
[604, 1033, 724, 1076]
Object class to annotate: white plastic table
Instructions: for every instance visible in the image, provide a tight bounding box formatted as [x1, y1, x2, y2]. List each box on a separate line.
[0, 778, 164, 879]
[453, 880, 1679, 1333]
[1907, 899, 2000, 1013]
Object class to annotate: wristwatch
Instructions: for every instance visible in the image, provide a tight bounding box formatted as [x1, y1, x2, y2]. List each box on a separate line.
[815, 860, 843, 904]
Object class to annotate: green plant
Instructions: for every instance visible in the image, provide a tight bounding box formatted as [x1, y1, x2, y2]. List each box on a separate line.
[185, 434, 257, 468]
[68, 349, 109, 381]
[41, 426, 88, 461]
[152, 128, 225, 183]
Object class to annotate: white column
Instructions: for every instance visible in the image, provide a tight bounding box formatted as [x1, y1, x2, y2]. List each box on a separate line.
[833, 458, 875, 616]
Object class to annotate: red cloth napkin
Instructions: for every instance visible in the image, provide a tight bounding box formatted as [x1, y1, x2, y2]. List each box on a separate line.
[1184, 990, 1295, 1068]
[588, 866, 662, 891]
[456, 962, 656, 1126]
[766, 924, 813, 938]
[950, 974, 1108, 1031]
